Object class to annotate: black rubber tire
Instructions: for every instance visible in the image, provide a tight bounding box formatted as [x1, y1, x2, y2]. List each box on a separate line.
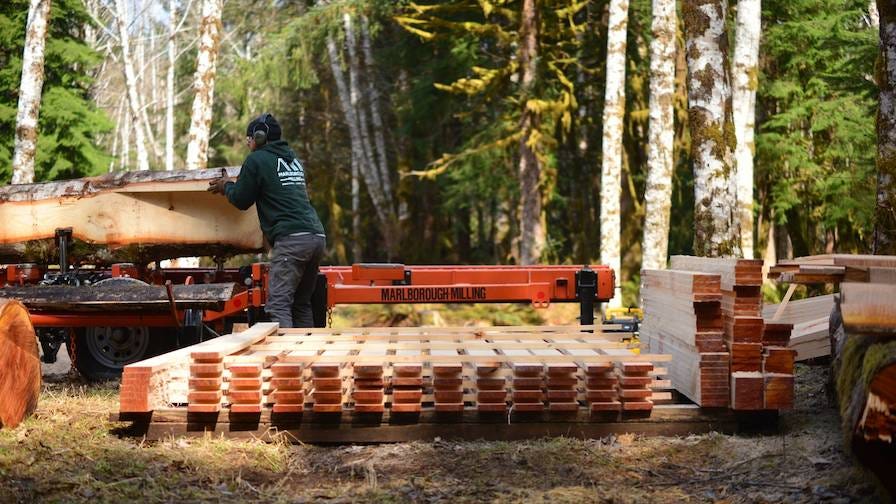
[67, 327, 178, 382]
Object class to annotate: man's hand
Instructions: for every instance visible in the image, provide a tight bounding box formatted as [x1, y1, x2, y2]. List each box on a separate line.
[207, 170, 231, 195]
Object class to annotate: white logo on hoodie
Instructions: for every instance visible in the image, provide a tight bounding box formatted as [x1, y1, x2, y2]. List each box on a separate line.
[277, 158, 306, 186]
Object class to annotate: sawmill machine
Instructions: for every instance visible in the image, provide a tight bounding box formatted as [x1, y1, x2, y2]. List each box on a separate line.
[0, 169, 616, 381]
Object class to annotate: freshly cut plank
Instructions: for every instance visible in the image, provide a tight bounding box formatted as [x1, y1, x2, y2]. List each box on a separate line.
[0, 167, 261, 264]
[670, 256, 763, 289]
[763, 295, 833, 361]
[0, 299, 40, 429]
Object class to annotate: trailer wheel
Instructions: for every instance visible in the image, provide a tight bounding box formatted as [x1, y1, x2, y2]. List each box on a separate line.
[68, 327, 176, 381]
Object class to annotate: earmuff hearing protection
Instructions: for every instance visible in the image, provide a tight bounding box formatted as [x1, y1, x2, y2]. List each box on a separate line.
[252, 113, 272, 147]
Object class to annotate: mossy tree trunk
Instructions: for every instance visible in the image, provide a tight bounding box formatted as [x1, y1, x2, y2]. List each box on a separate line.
[682, 0, 741, 257]
[874, 0, 896, 255]
[642, 0, 677, 272]
[518, 0, 545, 265]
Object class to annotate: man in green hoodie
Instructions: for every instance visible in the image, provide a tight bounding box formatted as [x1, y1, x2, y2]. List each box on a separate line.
[208, 113, 326, 328]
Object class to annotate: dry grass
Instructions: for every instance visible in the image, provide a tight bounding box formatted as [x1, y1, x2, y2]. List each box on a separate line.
[0, 364, 885, 503]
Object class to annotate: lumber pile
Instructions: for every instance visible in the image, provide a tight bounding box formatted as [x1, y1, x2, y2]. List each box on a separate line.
[831, 281, 896, 497]
[642, 257, 796, 412]
[0, 167, 262, 265]
[119, 325, 671, 427]
[640, 269, 729, 407]
[770, 254, 896, 284]
[0, 299, 40, 429]
[763, 295, 834, 361]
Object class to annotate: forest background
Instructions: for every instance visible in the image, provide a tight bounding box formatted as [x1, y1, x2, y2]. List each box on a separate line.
[0, 0, 881, 306]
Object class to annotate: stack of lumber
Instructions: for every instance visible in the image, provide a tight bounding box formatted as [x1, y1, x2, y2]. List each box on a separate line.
[431, 362, 464, 412]
[640, 269, 730, 407]
[762, 295, 834, 361]
[546, 363, 579, 412]
[643, 256, 797, 412]
[0, 299, 40, 429]
[510, 363, 545, 412]
[584, 364, 620, 413]
[616, 363, 655, 412]
[391, 362, 423, 413]
[226, 363, 263, 414]
[311, 363, 344, 413]
[268, 362, 304, 414]
[119, 324, 670, 424]
[769, 254, 896, 284]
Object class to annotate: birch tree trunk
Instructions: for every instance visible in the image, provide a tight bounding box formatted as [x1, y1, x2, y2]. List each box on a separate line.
[517, 0, 545, 265]
[11, 0, 52, 185]
[114, 0, 150, 171]
[600, 0, 629, 303]
[121, 106, 131, 170]
[874, 0, 896, 254]
[360, 15, 393, 200]
[185, 0, 223, 171]
[166, 0, 176, 171]
[326, 35, 396, 257]
[642, 0, 677, 271]
[683, 0, 741, 257]
[352, 158, 361, 261]
[732, 0, 761, 259]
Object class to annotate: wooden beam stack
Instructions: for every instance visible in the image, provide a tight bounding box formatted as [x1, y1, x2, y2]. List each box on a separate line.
[546, 363, 579, 412]
[431, 360, 464, 413]
[585, 364, 621, 413]
[268, 362, 304, 414]
[669, 256, 795, 411]
[311, 363, 343, 413]
[617, 362, 654, 412]
[640, 269, 730, 407]
[226, 363, 263, 414]
[511, 363, 545, 412]
[391, 363, 423, 413]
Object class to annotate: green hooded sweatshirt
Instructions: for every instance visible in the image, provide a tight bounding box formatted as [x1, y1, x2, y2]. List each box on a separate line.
[224, 140, 325, 245]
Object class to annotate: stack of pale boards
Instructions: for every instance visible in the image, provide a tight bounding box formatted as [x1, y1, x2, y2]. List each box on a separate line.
[641, 256, 795, 410]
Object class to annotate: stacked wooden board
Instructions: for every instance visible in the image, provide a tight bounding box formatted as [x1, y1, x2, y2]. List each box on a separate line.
[118, 323, 676, 441]
[641, 257, 796, 412]
[763, 295, 834, 361]
[640, 269, 730, 407]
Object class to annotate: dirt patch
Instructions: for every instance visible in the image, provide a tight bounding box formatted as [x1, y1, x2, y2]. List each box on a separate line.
[0, 364, 885, 503]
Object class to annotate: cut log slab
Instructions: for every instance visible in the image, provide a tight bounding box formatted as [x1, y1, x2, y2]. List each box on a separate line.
[0, 167, 263, 264]
[1, 282, 241, 312]
[0, 299, 41, 429]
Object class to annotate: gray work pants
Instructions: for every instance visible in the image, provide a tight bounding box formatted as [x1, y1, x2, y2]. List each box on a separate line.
[265, 234, 326, 328]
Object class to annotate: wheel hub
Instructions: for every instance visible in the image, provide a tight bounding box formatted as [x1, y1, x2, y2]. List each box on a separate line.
[83, 326, 150, 369]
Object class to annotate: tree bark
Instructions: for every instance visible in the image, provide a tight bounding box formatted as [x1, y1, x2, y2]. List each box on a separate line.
[831, 287, 896, 497]
[360, 15, 393, 201]
[600, 0, 629, 304]
[874, 0, 896, 255]
[732, 0, 761, 259]
[0, 299, 40, 430]
[683, 0, 741, 257]
[114, 0, 151, 171]
[642, 0, 676, 272]
[517, 0, 545, 265]
[166, 0, 177, 171]
[328, 19, 399, 260]
[185, 0, 223, 171]
[11, 0, 52, 185]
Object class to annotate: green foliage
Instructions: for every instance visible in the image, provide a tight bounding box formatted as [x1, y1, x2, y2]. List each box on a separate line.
[756, 0, 877, 253]
[0, 0, 111, 183]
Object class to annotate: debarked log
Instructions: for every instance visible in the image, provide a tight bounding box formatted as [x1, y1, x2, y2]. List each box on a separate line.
[0, 168, 263, 265]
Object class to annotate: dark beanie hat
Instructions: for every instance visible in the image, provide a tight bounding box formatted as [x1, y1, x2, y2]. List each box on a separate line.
[246, 113, 282, 141]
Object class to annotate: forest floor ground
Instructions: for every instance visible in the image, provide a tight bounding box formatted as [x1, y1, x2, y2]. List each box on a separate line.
[0, 362, 886, 503]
